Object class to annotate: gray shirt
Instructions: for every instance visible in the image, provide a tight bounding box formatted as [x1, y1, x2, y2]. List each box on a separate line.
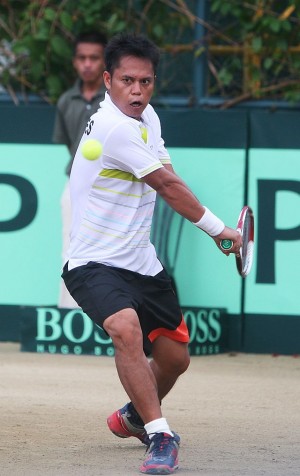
[52, 79, 106, 175]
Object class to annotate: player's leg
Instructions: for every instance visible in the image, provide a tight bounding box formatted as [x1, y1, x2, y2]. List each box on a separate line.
[106, 336, 189, 442]
[150, 336, 190, 402]
[112, 337, 188, 440]
[105, 303, 185, 473]
[107, 268, 189, 441]
[103, 308, 162, 425]
[137, 337, 189, 473]
[104, 306, 181, 473]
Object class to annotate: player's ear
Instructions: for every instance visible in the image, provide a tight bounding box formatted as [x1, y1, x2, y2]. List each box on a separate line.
[103, 71, 111, 90]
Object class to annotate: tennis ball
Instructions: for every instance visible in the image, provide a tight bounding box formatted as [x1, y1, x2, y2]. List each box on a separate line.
[140, 127, 148, 143]
[81, 139, 103, 161]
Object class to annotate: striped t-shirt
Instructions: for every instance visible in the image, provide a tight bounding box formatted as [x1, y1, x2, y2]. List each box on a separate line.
[67, 92, 171, 276]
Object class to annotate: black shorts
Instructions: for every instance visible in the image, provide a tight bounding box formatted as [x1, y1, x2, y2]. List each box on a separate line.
[62, 261, 189, 353]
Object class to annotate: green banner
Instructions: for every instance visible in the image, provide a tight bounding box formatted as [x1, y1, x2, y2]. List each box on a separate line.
[246, 149, 300, 315]
[170, 148, 246, 314]
[0, 144, 245, 313]
[1, 143, 300, 354]
[1, 143, 300, 347]
[0, 144, 68, 305]
[19, 306, 230, 356]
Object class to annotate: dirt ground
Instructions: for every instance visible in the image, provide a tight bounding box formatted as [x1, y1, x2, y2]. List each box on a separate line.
[1, 343, 300, 476]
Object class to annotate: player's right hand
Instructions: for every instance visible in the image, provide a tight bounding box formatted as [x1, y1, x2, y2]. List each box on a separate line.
[213, 226, 242, 256]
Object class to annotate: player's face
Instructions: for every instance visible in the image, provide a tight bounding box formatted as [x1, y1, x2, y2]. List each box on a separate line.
[103, 55, 155, 119]
[73, 43, 105, 85]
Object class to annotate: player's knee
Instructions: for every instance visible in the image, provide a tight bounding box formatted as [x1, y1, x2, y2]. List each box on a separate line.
[104, 309, 142, 349]
[164, 347, 190, 376]
[175, 350, 190, 375]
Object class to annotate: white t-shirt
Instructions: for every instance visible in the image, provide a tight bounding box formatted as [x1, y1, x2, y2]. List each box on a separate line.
[67, 92, 171, 276]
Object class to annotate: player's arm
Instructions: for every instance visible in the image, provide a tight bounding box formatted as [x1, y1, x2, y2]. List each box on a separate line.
[145, 166, 203, 222]
[143, 166, 242, 254]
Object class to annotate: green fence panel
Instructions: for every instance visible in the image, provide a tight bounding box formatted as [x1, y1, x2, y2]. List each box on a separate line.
[247, 149, 300, 315]
[169, 148, 246, 313]
[0, 143, 68, 305]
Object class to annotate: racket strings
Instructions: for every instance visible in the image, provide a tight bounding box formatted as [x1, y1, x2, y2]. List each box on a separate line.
[240, 212, 254, 277]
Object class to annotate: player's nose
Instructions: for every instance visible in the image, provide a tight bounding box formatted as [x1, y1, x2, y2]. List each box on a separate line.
[131, 81, 142, 94]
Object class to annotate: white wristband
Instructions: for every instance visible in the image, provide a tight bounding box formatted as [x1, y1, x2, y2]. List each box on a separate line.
[193, 206, 225, 236]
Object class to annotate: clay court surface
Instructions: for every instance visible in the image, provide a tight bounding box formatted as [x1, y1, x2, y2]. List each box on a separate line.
[1, 343, 300, 476]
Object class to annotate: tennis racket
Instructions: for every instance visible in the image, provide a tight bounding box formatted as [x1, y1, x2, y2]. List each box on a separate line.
[220, 205, 254, 277]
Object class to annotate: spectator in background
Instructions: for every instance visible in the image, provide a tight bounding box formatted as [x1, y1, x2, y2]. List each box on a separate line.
[53, 31, 107, 308]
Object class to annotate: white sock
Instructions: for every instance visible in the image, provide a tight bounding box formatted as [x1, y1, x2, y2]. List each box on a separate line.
[144, 418, 173, 439]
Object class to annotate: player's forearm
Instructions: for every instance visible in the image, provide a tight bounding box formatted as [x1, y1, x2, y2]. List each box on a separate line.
[157, 181, 205, 223]
[145, 167, 225, 236]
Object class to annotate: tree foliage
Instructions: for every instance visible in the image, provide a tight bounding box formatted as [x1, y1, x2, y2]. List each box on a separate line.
[208, 0, 300, 107]
[0, 0, 300, 107]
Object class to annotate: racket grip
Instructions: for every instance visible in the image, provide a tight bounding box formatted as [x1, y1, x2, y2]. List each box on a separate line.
[220, 239, 233, 251]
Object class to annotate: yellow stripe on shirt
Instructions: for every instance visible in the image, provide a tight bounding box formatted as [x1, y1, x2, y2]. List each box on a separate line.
[99, 169, 142, 182]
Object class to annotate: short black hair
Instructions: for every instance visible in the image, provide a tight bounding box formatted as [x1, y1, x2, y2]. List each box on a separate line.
[105, 32, 160, 75]
[74, 31, 108, 54]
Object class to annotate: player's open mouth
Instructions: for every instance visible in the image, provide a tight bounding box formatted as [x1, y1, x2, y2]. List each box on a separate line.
[130, 101, 142, 108]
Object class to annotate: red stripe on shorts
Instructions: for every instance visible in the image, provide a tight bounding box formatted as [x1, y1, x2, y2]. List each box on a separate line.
[148, 315, 189, 343]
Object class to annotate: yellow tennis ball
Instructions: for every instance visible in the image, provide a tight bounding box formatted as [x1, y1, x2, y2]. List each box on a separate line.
[140, 127, 148, 143]
[81, 139, 103, 161]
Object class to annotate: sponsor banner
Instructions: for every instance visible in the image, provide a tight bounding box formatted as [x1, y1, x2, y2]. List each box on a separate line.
[0, 304, 22, 342]
[0, 144, 244, 314]
[184, 307, 229, 355]
[19, 306, 229, 356]
[246, 149, 300, 315]
[243, 314, 300, 355]
[2, 143, 300, 354]
[0, 143, 68, 306]
[21, 307, 114, 356]
[170, 148, 245, 314]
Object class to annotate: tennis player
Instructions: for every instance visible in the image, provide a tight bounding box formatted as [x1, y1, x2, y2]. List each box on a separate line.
[62, 32, 241, 475]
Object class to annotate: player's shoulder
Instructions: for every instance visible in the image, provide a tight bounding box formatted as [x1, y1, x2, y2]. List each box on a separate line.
[85, 108, 136, 149]
[142, 103, 160, 126]
[94, 105, 136, 130]
[144, 102, 158, 118]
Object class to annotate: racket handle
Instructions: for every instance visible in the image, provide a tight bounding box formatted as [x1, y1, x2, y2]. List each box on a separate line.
[220, 239, 233, 250]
